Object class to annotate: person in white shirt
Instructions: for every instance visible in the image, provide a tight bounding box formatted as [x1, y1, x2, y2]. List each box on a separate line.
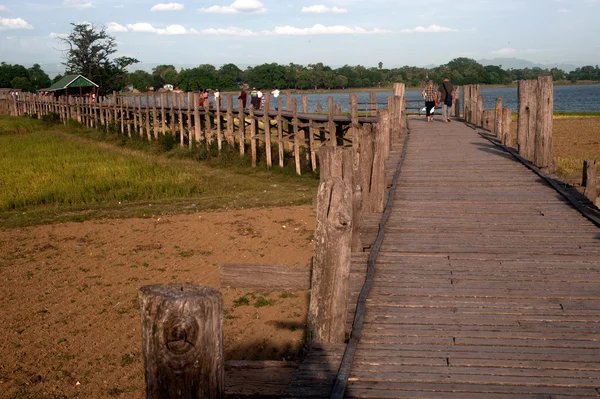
[271, 88, 280, 98]
[256, 89, 263, 110]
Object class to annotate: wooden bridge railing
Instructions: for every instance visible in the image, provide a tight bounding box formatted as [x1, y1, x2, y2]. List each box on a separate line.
[5, 90, 386, 175]
[134, 83, 407, 397]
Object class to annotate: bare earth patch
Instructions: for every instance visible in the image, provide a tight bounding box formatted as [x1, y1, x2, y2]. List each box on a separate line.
[0, 205, 315, 398]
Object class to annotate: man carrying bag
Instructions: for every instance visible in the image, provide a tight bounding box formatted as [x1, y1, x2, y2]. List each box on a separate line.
[438, 77, 455, 123]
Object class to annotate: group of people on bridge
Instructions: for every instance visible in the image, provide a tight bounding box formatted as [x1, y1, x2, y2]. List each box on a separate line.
[238, 87, 280, 110]
[421, 77, 456, 123]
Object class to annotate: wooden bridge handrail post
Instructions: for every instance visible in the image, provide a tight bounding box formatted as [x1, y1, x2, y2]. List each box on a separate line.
[263, 93, 271, 167]
[503, 108, 513, 147]
[250, 104, 257, 167]
[583, 160, 598, 203]
[494, 98, 503, 139]
[370, 110, 388, 213]
[308, 146, 353, 344]
[139, 283, 224, 399]
[237, 98, 245, 155]
[517, 80, 537, 161]
[291, 98, 301, 175]
[476, 94, 484, 127]
[534, 76, 553, 170]
[328, 96, 336, 147]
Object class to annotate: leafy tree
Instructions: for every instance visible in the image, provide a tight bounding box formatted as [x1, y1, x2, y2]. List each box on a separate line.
[217, 63, 242, 90]
[28, 64, 51, 90]
[0, 62, 29, 88]
[58, 23, 139, 94]
[11, 77, 32, 92]
[178, 66, 217, 91]
[127, 70, 153, 91]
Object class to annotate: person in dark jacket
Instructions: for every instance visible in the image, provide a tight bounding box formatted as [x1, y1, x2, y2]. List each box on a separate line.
[238, 89, 248, 109]
[437, 77, 455, 123]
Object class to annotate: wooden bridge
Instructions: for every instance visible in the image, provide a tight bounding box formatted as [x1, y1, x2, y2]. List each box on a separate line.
[3, 80, 599, 398]
[285, 112, 600, 398]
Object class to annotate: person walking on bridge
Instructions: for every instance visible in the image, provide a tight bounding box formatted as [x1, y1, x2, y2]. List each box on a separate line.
[437, 77, 455, 123]
[422, 80, 437, 122]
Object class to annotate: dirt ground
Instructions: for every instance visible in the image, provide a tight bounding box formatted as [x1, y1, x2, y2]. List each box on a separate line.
[0, 206, 316, 399]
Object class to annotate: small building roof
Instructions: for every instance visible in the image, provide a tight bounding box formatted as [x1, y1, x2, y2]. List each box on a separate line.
[42, 75, 99, 92]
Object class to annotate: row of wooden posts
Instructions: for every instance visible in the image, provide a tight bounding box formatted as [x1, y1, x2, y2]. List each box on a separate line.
[6, 90, 398, 176]
[135, 84, 407, 397]
[463, 77, 554, 169]
[462, 77, 597, 204]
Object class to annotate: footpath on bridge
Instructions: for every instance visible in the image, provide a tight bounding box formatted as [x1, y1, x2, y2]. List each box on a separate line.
[287, 116, 600, 398]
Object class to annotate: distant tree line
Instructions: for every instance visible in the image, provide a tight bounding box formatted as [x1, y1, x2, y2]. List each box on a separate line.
[2, 54, 599, 94]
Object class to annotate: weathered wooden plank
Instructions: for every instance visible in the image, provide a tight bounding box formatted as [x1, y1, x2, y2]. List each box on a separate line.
[219, 263, 310, 290]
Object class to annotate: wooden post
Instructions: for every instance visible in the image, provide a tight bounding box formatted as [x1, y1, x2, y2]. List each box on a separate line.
[238, 98, 245, 155]
[250, 105, 257, 167]
[463, 85, 471, 123]
[534, 76, 554, 170]
[133, 96, 139, 135]
[187, 93, 193, 149]
[204, 98, 211, 146]
[380, 108, 391, 160]
[179, 94, 185, 147]
[145, 94, 151, 141]
[371, 110, 387, 213]
[302, 95, 310, 165]
[170, 93, 176, 137]
[482, 109, 494, 131]
[369, 92, 377, 117]
[388, 96, 401, 141]
[152, 93, 158, 139]
[350, 94, 359, 148]
[308, 147, 353, 344]
[125, 99, 132, 137]
[277, 97, 284, 168]
[477, 94, 484, 127]
[359, 123, 375, 214]
[494, 98, 503, 139]
[503, 108, 513, 147]
[263, 93, 271, 167]
[192, 93, 201, 147]
[583, 160, 598, 203]
[226, 95, 234, 146]
[328, 96, 336, 147]
[291, 98, 301, 175]
[216, 93, 223, 151]
[393, 82, 405, 97]
[517, 80, 537, 161]
[161, 93, 167, 137]
[139, 283, 223, 399]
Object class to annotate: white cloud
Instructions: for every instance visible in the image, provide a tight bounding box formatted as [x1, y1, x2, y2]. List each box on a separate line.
[301, 5, 347, 13]
[200, 27, 257, 36]
[126, 22, 198, 35]
[400, 24, 457, 33]
[268, 24, 390, 36]
[49, 32, 68, 38]
[558, 8, 570, 12]
[199, 0, 266, 14]
[150, 3, 184, 12]
[0, 5, 10, 12]
[491, 48, 517, 55]
[0, 17, 33, 30]
[106, 22, 128, 33]
[63, 0, 94, 9]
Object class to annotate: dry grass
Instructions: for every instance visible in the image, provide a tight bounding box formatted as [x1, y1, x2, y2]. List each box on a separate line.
[552, 117, 600, 181]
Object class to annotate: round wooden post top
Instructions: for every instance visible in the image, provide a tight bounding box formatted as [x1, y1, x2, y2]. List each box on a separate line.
[139, 282, 221, 300]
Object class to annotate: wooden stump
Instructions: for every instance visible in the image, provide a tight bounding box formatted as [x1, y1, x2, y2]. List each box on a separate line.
[503, 108, 513, 147]
[494, 98, 503, 139]
[534, 76, 554, 170]
[139, 283, 224, 399]
[517, 80, 538, 161]
[583, 160, 598, 203]
[308, 147, 353, 344]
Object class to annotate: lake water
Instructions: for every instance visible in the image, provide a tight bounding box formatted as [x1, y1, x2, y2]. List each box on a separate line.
[282, 84, 600, 113]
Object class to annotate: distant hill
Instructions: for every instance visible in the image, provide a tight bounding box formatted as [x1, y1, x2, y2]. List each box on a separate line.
[477, 58, 579, 72]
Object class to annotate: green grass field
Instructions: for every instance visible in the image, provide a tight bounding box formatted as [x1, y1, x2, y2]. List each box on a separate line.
[0, 116, 319, 227]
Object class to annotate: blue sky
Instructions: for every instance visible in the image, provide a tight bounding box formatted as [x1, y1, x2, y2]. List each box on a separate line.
[0, 0, 598, 75]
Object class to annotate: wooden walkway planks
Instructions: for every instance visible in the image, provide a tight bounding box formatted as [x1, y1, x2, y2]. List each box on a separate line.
[345, 117, 600, 398]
